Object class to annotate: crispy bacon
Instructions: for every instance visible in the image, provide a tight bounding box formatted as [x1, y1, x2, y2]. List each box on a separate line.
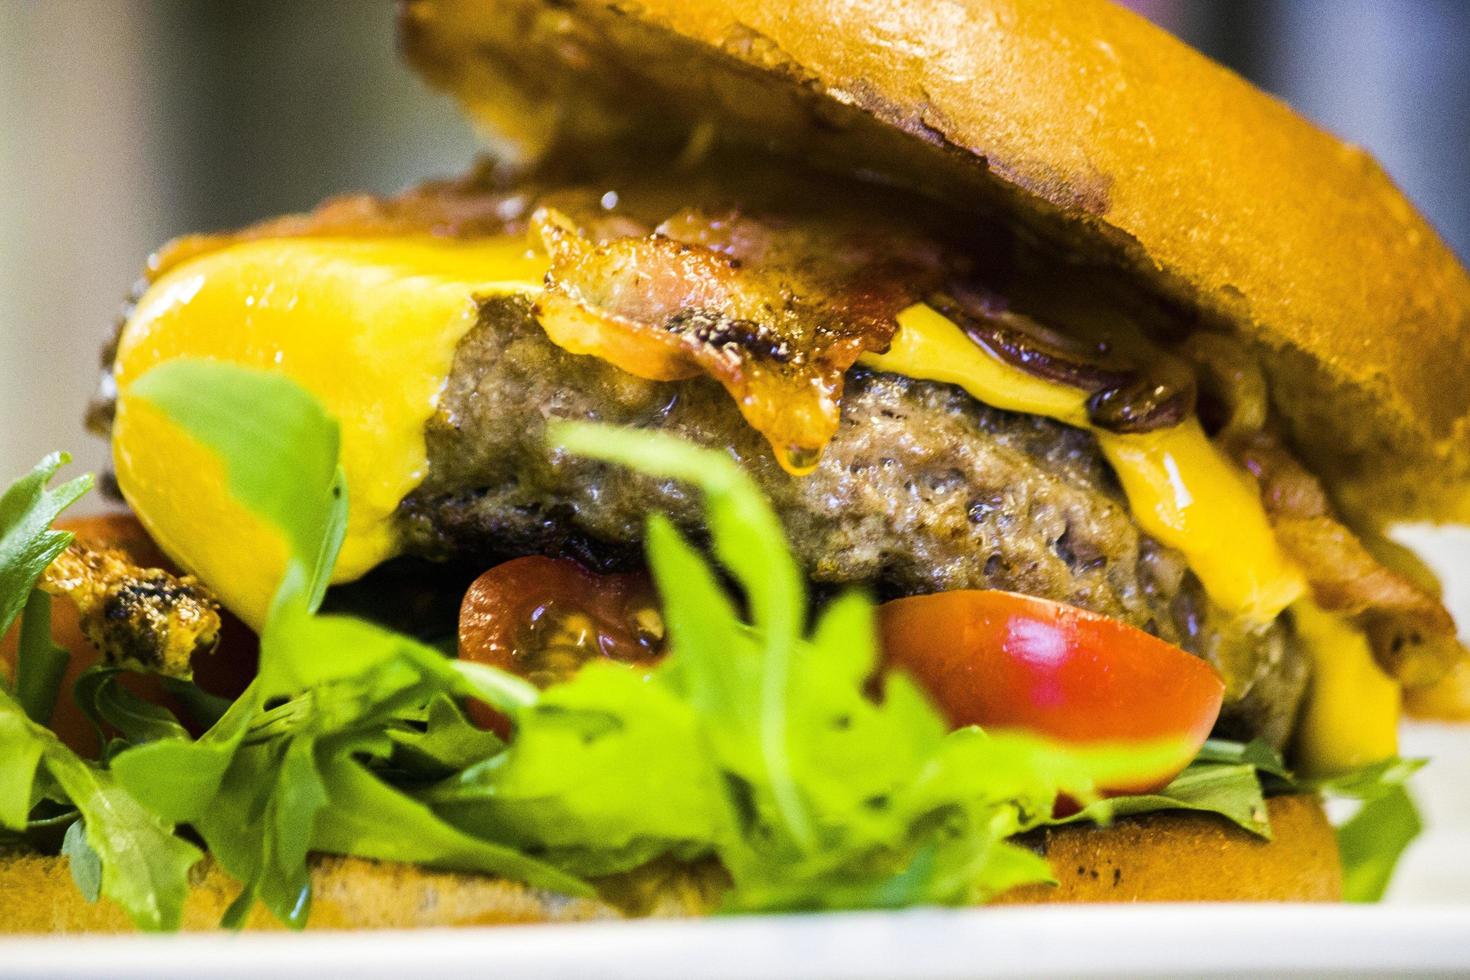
[531, 203, 941, 472]
[41, 542, 221, 680]
[1237, 434, 1466, 686]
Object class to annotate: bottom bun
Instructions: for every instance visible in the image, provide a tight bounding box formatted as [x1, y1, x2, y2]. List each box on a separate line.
[0, 795, 1339, 933]
[998, 793, 1341, 903]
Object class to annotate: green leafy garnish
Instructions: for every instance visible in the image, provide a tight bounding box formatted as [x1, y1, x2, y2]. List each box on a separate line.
[0, 452, 91, 638]
[1194, 736, 1294, 779]
[0, 454, 202, 930]
[1057, 759, 1273, 837]
[1307, 756, 1425, 800]
[61, 818, 103, 903]
[15, 590, 71, 724]
[108, 362, 1177, 920]
[418, 422, 1183, 910]
[107, 361, 352, 846]
[1, 663, 202, 930]
[1, 361, 1432, 929]
[187, 623, 582, 928]
[73, 665, 191, 749]
[115, 361, 569, 927]
[1337, 785, 1423, 902]
[557, 425, 816, 850]
[128, 360, 345, 617]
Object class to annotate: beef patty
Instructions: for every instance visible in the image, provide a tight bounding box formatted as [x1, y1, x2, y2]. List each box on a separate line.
[398, 296, 1307, 745]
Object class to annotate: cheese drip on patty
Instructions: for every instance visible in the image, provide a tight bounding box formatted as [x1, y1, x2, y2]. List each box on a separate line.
[112, 236, 543, 628]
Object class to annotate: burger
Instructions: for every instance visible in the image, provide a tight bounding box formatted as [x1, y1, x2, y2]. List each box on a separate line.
[2, 0, 1467, 932]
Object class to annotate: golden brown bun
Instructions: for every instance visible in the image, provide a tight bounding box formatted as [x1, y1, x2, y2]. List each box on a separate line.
[0, 851, 615, 933]
[0, 796, 1338, 932]
[999, 794, 1342, 903]
[400, 0, 1470, 531]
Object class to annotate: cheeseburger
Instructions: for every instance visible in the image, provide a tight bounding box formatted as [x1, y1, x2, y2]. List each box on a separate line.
[1, 0, 1468, 931]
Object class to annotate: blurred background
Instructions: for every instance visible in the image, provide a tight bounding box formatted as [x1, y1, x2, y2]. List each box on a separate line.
[3, 1, 1469, 477]
[1, 1, 1467, 900]
[4, 1, 1470, 476]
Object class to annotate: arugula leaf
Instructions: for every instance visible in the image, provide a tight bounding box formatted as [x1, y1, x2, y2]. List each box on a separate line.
[159, 676, 233, 731]
[0, 708, 45, 829]
[1307, 757, 1425, 801]
[424, 661, 725, 875]
[128, 360, 344, 604]
[1309, 758, 1426, 902]
[0, 453, 92, 638]
[1058, 762, 1272, 837]
[14, 590, 71, 724]
[202, 722, 328, 928]
[312, 750, 585, 896]
[115, 361, 565, 926]
[1194, 737, 1293, 780]
[122, 626, 574, 928]
[0, 453, 202, 929]
[0, 685, 201, 930]
[1337, 785, 1423, 902]
[62, 818, 103, 902]
[387, 694, 503, 778]
[557, 424, 815, 850]
[113, 358, 350, 842]
[112, 683, 260, 824]
[73, 666, 191, 748]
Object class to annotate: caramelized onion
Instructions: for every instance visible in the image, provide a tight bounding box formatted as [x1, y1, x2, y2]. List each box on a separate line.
[1182, 333, 1268, 440]
[932, 291, 1196, 433]
[1239, 432, 1467, 686]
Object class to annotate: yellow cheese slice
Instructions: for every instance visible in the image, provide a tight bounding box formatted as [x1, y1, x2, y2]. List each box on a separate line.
[1290, 600, 1401, 775]
[112, 236, 542, 628]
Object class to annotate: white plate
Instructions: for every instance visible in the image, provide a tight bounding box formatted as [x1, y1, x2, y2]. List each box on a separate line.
[3, 904, 1469, 979]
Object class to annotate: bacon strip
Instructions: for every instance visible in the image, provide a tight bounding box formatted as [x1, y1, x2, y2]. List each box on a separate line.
[41, 542, 221, 680]
[531, 204, 940, 473]
[1238, 434, 1466, 687]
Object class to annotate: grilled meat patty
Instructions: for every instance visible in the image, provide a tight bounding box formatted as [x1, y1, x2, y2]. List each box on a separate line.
[399, 295, 1307, 745]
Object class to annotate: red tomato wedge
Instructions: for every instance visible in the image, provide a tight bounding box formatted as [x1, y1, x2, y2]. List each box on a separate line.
[878, 590, 1224, 793]
[458, 556, 665, 731]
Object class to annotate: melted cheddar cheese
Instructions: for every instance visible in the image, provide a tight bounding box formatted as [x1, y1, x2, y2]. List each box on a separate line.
[1290, 601, 1401, 775]
[112, 236, 543, 628]
[110, 237, 1395, 770]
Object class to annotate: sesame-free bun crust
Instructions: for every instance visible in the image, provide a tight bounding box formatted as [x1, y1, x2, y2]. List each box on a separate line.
[400, 0, 1470, 530]
[0, 796, 1339, 932]
[998, 793, 1342, 904]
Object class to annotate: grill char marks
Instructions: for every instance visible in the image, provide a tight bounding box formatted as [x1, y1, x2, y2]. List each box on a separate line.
[398, 296, 1307, 745]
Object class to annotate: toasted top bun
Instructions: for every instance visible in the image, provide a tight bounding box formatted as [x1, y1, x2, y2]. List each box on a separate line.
[0, 796, 1338, 931]
[399, 0, 1470, 531]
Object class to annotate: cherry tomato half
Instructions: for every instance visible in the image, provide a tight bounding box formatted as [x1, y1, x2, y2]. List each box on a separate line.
[457, 556, 665, 731]
[879, 590, 1224, 793]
